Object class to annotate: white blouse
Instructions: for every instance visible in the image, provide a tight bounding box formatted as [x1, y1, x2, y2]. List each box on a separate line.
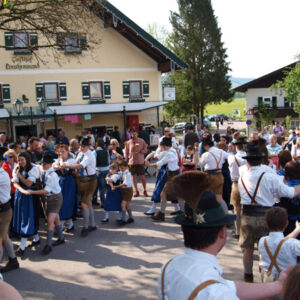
[12, 164, 40, 184]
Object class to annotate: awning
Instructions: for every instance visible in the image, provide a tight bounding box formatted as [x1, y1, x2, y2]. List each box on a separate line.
[0, 108, 10, 119]
[48, 101, 168, 116]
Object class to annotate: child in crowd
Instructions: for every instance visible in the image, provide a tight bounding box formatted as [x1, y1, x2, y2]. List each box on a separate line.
[102, 163, 122, 223]
[177, 139, 185, 158]
[181, 145, 195, 172]
[258, 207, 300, 283]
[112, 161, 134, 225]
[24, 154, 65, 255]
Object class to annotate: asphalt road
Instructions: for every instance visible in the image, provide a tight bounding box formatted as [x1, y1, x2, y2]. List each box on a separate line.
[2, 176, 261, 300]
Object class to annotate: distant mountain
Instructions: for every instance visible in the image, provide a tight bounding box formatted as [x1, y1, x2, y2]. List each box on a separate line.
[230, 77, 254, 88]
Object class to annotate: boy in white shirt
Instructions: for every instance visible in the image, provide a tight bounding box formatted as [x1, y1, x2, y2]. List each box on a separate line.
[258, 207, 300, 282]
[112, 161, 134, 225]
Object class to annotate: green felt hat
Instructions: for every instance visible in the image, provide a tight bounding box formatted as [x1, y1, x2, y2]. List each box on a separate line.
[175, 191, 236, 227]
[242, 142, 265, 159]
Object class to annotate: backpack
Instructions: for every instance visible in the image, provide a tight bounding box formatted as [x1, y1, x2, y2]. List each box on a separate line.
[96, 149, 109, 167]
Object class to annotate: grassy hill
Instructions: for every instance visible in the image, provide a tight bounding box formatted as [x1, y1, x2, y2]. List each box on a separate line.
[205, 98, 246, 120]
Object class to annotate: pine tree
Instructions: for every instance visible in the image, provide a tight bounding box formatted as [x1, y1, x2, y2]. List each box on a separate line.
[167, 0, 233, 124]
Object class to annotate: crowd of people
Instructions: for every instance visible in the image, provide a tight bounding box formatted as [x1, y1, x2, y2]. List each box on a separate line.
[1, 120, 300, 299]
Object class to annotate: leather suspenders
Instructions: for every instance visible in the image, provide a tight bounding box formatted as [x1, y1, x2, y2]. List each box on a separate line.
[161, 259, 220, 300]
[264, 239, 287, 275]
[209, 151, 222, 169]
[241, 172, 265, 205]
[234, 156, 240, 167]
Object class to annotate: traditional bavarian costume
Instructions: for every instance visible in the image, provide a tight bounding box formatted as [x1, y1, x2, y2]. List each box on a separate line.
[41, 166, 63, 216]
[55, 158, 76, 222]
[199, 146, 229, 195]
[120, 169, 133, 203]
[158, 172, 238, 300]
[12, 164, 40, 237]
[104, 173, 122, 212]
[258, 232, 300, 282]
[182, 153, 195, 172]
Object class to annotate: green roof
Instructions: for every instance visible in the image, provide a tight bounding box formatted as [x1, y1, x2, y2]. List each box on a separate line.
[99, 0, 187, 70]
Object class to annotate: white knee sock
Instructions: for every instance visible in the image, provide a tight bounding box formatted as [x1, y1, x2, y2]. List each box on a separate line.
[60, 221, 65, 228]
[147, 203, 157, 213]
[19, 237, 27, 250]
[160, 201, 167, 213]
[68, 219, 74, 229]
[178, 200, 185, 211]
[105, 212, 109, 219]
[174, 203, 180, 211]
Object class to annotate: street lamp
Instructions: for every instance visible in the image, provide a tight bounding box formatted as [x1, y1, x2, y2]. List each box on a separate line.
[13, 99, 23, 116]
[38, 98, 47, 114]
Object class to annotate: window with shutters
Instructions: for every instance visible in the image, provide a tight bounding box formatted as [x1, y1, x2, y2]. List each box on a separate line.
[57, 33, 87, 54]
[14, 32, 30, 54]
[129, 80, 142, 100]
[44, 83, 59, 102]
[89, 82, 104, 100]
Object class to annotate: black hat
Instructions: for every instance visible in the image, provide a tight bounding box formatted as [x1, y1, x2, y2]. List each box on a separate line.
[160, 137, 172, 147]
[232, 137, 247, 145]
[164, 171, 236, 228]
[41, 154, 54, 164]
[175, 191, 236, 227]
[242, 142, 265, 159]
[80, 137, 91, 146]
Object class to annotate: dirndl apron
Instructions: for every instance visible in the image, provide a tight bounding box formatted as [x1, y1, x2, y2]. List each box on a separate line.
[104, 185, 122, 211]
[151, 166, 168, 203]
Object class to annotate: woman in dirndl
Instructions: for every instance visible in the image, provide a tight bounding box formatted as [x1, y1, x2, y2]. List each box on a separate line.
[12, 152, 41, 256]
[53, 144, 76, 232]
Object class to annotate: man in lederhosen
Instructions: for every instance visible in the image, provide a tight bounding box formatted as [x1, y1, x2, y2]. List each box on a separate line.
[238, 142, 300, 282]
[159, 171, 290, 300]
[228, 137, 247, 239]
[65, 137, 97, 237]
[0, 147, 19, 273]
[199, 138, 229, 212]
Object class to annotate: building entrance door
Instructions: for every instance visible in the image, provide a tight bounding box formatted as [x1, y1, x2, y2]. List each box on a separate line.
[15, 125, 37, 139]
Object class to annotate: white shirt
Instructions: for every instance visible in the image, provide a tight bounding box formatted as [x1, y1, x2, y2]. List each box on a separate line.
[156, 136, 177, 154]
[54, 157, 76, 170]
[0, 168, 11, 204]
[228, 151, 247, 182]
[262, 132, 270, 144]
[199, 147, 229, 171]
[238, 166, 295, 206]
[158, 248, 238, 300]
[239, 163, 276, 178]
[43, 167, 61, 195]
[156, 148, 179, 171]
[291, 144, 300, 160]
[258, 232, 300, 276]
[120, 169, 132, 188]
[12, 164, 40, 184]
[106, 173, 120, 184]
[77, 149, 96, 176]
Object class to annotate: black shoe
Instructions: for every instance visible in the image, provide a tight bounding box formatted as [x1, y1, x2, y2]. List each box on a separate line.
[88, 226, 97, 232]
[144, 211, 155, 216]
[41, 245, 52, 255]
[127, 218, 134, 224]
[116, 219, 122, 224]
[52, 239, 65, 247]
[15, 248, 25, 257]
[65, 226, 74, 233]
[0, 257, 19, 273]
[170, 210, 182, 216]
[28, 240, 40, 248]
[101, 218, 109, 223]
[80, 228, 89, 237]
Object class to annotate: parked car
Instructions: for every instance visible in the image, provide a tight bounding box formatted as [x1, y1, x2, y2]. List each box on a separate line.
[207, 114, 229, 122]
[172, 122, 187, 132]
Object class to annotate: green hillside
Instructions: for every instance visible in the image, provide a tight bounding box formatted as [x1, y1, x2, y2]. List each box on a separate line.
[205, 98, 246, 120]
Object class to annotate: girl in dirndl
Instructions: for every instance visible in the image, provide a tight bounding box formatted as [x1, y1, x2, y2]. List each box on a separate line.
[12, 152, 41, 256]
[102, 163, 122, 223]
[181, 145, 196, 172]
[53, 144, 76, 232]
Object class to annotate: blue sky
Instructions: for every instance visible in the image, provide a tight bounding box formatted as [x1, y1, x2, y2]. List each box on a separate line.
[109, 0, 300, 78]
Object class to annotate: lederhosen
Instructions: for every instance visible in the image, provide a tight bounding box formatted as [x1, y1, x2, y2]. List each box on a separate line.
[120, 171, 133, 202]
[230, 156, 242, 207]
[161, 259, 220, 300]
[78, 153, 97, 205]
[0, 201, 12, 238]
[205, 151, 224, 195]
[42, 171, 63, 215]
[261, 238, 287, 282]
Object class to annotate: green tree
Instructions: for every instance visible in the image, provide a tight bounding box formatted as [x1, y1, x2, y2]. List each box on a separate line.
[167, 0, 233, 124]
[272, 59, 300, 113]
[254, 102, 277, 130]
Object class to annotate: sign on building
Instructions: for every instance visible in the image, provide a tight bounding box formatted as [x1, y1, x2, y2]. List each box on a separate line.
[164, 87, 176, 101]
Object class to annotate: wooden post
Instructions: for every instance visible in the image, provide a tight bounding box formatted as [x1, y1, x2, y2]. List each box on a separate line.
[123, 106, 127, 141]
